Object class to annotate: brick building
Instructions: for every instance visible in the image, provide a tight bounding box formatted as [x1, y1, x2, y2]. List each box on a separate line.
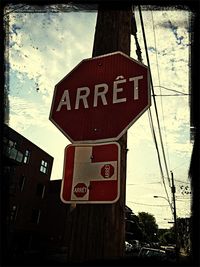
[3, 124, 144, 262]
[3, 124, 54, 255]
[41, 180, 69, 252]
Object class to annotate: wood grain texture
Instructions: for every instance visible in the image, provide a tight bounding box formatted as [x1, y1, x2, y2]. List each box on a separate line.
[65, 4, 131, 263]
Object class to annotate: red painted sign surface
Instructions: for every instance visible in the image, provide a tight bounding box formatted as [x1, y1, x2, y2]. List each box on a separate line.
[49, 51, 150, 143]
[60, 142, 120, 204]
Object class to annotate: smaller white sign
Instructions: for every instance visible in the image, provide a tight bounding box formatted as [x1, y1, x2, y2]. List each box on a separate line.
[60, 142, 120, 204]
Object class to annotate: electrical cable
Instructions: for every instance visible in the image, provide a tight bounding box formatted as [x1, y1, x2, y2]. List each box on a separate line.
[154, 94, 189, 97]
[127, 182, 161, 185]
[127, 201, 169, 207]
[151, 10, 171, 188]
[138, 6, 173, 198]
[175, 179, 190, 184]
[131, 7, 173, 213]
[148, 109, 173, 213]
[154, 86, 189, 95]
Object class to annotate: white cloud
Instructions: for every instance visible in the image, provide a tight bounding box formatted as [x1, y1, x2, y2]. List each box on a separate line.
[7, 11, 97, 99]
[9, 95, 48, 130]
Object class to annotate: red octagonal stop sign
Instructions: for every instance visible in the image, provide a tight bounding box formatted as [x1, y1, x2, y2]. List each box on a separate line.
[49, 51, 150, 143]
[73, 183, 87, 198]
[101, 164, 114, 178]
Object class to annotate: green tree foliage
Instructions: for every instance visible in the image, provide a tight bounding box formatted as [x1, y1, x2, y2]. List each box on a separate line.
[159, 229, 175, 245]
[125, 207, 144, 241]
[138, 212, 158, 242]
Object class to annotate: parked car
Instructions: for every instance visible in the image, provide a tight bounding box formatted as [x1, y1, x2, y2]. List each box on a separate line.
[138, 247, 167, 261]
[151, 242, 160, 249]
[140, 242, 150, 248]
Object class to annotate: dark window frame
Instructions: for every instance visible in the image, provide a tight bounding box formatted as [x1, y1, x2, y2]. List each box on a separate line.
[19, 175, 26, 192]
[31, 209, 41, 224]
[23, 149, 30, 164]
[36, 183, 45, 198]
[40, 160, 48, 174]
[10, 205, 18, 222]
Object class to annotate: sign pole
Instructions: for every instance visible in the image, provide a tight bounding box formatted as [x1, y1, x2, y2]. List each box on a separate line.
[64, 3, 132, 263]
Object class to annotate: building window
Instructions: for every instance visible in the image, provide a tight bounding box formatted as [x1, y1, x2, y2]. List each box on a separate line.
[19, 175, 26, 192]
[9, 148, 17, 160]
[3, 138, 15, 153]
[4, 138, 23, 163]
[23, 150, 30, 164]
[40, 160, 48, 174]
[31, 209, 41, 224]
[36, 183, 45, 198]
[8, 139, 17, 149]
[16, 151, 23, 163]
[10, 205, 18, 222]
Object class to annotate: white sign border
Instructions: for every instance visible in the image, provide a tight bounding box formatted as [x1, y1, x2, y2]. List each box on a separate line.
[60, 142, 121, 204]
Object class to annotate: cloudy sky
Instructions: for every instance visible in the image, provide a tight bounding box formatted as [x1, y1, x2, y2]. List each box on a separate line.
[4, 4, 192, 228]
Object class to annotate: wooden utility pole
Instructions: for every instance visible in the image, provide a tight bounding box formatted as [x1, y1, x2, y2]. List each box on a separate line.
[64, 3, 132, 263]
[171, 171, 179, 262]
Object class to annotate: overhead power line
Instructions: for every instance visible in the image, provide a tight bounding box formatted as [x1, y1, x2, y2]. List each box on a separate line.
[131, 7, 172, 211]
[150, 10, 171, 186]
[154, 94, 189, 97]
[175, 179, 190, 184]
[127, 181, 161, 185]
[150, 11, 168, 164]
[154, 86, 189, 96]
[127, 200, 169, 207]
[147, 109, 171, 203]
[138, 6, 172, 210]
[151, 10, 173, 185]
[131, 8, 172, 211]
[131, 7, 172, 212]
